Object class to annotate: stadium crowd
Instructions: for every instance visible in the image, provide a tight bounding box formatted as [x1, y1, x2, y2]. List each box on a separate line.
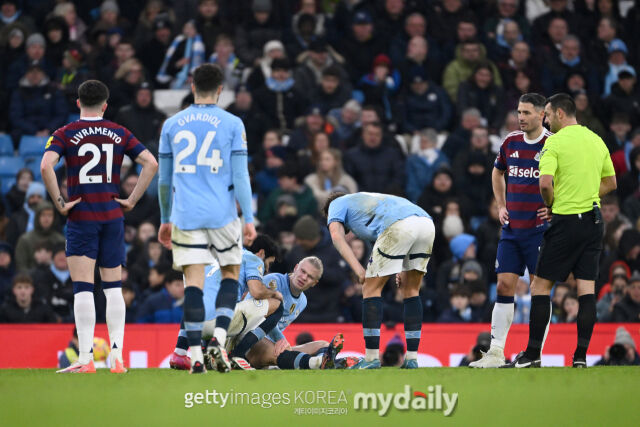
[1, 0, 640, 325]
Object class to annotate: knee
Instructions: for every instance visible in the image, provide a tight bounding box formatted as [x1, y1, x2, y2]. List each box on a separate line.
[496, 279, 515, 296]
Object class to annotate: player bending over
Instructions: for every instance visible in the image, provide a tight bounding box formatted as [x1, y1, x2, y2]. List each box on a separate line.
[324, 192, 435, 369]
[44, 80, 158, 373]
[158, 64, 256, 373]
[170, 235, 281, 371]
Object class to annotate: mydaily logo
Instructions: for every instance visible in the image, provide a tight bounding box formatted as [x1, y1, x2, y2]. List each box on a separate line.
[353, 385, 458, 416]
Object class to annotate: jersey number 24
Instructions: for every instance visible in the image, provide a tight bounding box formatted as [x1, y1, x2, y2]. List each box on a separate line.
[173, 130, 223, 174]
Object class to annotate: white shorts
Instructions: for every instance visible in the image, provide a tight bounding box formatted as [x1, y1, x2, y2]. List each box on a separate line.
[366, 215, 435, 278]
[171, 218, 242, 269]
[202, 299, 269, 346]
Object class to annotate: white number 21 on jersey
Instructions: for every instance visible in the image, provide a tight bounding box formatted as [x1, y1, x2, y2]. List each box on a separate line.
[79, 143, 113, 184]
[173, 130, 223, 174]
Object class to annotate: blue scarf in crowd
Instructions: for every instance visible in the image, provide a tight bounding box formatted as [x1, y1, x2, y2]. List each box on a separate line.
[50, 264, 70, 283]
[265, 77, 295, 92]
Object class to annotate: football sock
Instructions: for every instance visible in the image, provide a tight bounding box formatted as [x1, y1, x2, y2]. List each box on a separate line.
[214, 278, 239, 345]
[175, 318, 188, 356]
[362, 297, 383, 362]
[541, 300, 552, 352]
[276, 350, 322, 370]
[73, 285, 95, 365]
[490, 295, 515, 350]
[184, 286, 205, 363]
[403, 296, 422, 360]
[103, 282, 125, 360]
[524, 295, 551, 360]
[574, 294, 596, 360]
[232, 303, 283, 358]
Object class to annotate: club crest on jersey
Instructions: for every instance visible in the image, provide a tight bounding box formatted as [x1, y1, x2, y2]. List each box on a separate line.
[268, 280, 277, 290]
[289, 304, 296, 315]
[534, 151, 541, 162]
[258, 265, 263, 274]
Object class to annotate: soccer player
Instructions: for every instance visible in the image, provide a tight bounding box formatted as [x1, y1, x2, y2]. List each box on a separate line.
[42, 80, 158, 374]
[470, 93, 553, 368]
[238, 256, 344, 370]
[158, 64, 256, 373]
[169, 234, 282, 371]
[324, 192, 435, 369]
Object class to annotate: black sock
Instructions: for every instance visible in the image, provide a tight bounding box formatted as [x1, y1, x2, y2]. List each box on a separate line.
[362, 297, 383, 352]
[403, 296, 423, 352]
[176, 317, 188, 351]
[232, 303, 283, 358]
[215, 278, 239, 332]
[276, 350, 310, 369]
[183, 287, 204, 347]
[574, 294, 596, 360]
[524, 295, 551, 360]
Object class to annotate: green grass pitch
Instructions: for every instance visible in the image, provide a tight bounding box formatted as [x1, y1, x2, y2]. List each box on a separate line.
[1, 367, 638, 426]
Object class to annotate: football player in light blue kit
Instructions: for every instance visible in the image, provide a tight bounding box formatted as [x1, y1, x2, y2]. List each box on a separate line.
[324, 192, 435, 369]
[158, 64, 256, 373]
[169, 235, 282, 370]
[239, 256, 344, 370]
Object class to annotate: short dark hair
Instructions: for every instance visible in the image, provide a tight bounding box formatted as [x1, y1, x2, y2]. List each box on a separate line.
[519, 93, 546, 110]
[164, 270, 183, 285]
[248, 234, 280, 261]
[13, 274, 33, 287]
[601, 193, 619, 206]
[322, 191, 347, 218]
[78, 80, 109, 108]
[33, 240, 53, 252]
[192, 63, 223, 94]
[545, 93, 576, 117]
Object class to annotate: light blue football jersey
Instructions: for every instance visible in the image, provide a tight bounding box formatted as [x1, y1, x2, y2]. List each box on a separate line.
[255, 273, 307, 341]
[326, 192, 431, 242]
[158, 103, 248, 230]
[202, 249, 265, 321]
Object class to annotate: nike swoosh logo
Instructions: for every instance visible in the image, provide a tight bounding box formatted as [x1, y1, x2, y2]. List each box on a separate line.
[514, 360, 532, 368]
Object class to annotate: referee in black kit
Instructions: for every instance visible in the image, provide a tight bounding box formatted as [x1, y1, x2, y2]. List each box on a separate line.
[504, 94, 617, 368]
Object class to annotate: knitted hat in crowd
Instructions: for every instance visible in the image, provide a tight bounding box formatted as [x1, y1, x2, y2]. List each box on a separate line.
[101, 0, 120, 14]
[26, 33, 46, 48]
[614, 327, 636, 350]
[252, 0, 272, 13]
[293, 215, 320, 241]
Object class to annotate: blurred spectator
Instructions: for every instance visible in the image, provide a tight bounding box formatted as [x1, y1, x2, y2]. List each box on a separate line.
[30, 243, 72, 320]
[337, 10, 386, 84]
[441, 107, 483, 160]
[436, 233, 477, 306]
[513, 276, 532, 324]
[255, 140, 288, 199]
[6, 181, 45, 248]
[457, 152, 492, 218]
[122, 282, 138, 323]
[558, 291, 579, 323]
[619, 146, 640, 203]
[417, 168, 457, 220]
[304, 148, 358, 210]
[605, 112, 631, 155]
[0, 1, 35, 40]
[469, 280, 491, 322]
[292, 0, 326, 39]
[118, 172, 160, 228]
[595, 326, 640, 365]
[55, 48, 91, 113]
[284, 13, 318, 59]
[108, 58, 147, 118]
[390, 12, 436, 67]
[97, 38, 136, 85]
[136, 270, 184, 323]
[326, 99, 361, 145]
[453, 126, 495, 174]
[457, 62, 506, 132]
[486, 19, 523, 65]
[458, 331, 490, 366]
[429, 0, 466, 45]
[246, 39, 285, 91]
[4, 168, 33, 215]
[235, 0, 282, 66]
[475, 198, 501, 282]
[438, 284, 473, 323]
[612, 274, 640, 322]
[381, 334, 405, 367]
[0, 274, 58, 323]
[43, 16, 69, 68]
[92, 0, 132, 37]
[310, 65, 352, 115]
[253, 57, 308, 132]
[597, 273, 628, 322]
[262, 193, 298, 241]
[397, 35, 441, 93]
[0, 241, 13, 303]
[137, 15, 173, 81]
[131, 1, 173, 48]
[15, 201, 64, 273]
[129, 238, 168, 292]
[603, 39, 636, 97]
[405, 129, 449, 202]
[602, 70, 640, 130]
[358, 54, 400, 123]
[574, 90, 606, 138]
[156, 20, 205, 89]
[208, 34, 246, 92]
[531, 0, 578, 48]
[551, 282, 571, 322]
[483, 0, 531, 43]
[288, 105, 329, 154]
[285, 215, 350, 322]
[343, 122, 404, 194]
[586, 17, 618, 76]
[442, 40, 502, 103]
[115, 82, 166, 153]
[9, 63, 67, 144]
[226, 84, 267, 155]
[399, 67, 452, 133]
[52, 2, 87, 46]
[195, 0, 231, 56]
[258, 163, 317, 224]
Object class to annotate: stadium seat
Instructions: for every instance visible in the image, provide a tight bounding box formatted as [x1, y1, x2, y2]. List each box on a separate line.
[0, 133, 13, 157]
[26, 160, 42, 180]
[1, 177, 15, 195]
[18, 135, 48, 159]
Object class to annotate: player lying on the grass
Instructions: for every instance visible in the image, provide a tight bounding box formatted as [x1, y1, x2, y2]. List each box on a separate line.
[324, 192, 435, 369]
[234, 256, 344, 370]
[170, 235, 281, 371]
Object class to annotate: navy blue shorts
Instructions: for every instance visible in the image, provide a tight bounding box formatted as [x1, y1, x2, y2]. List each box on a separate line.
[65, 219, 125, 268]
[495, 226, 545, 276]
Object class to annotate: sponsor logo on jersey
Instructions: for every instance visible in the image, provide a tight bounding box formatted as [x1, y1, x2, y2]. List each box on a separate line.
[290, 303, 296, 315]
[45, 136, 52, 149]
[508, 166, 540, 178]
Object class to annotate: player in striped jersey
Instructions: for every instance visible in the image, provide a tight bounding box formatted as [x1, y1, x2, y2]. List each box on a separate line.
[42, 80, 158, 373]
[470, 93, 552, 368]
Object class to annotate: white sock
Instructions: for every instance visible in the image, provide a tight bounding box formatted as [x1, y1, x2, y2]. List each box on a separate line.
[104, 288, 126, 360]
[74, 291, 96, 365]
[540, 301, 552, 353]
[174, 348, 187, 356]
[213, 327, 227, 345]
[490, 302, 514, 350]
[190, 345, 204, 364]
[365, 349, 379, 362]
[405, 351, 418, 360]
[309, 355, 323, 369]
